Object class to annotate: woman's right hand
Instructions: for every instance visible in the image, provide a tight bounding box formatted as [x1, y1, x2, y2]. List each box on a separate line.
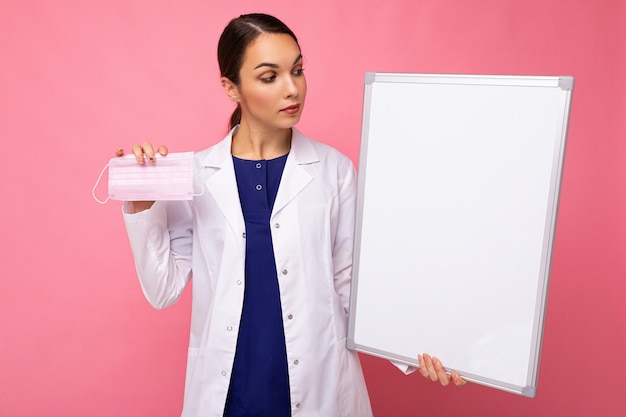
[115, 142, 169, 213]
[115, 143, 169, 162]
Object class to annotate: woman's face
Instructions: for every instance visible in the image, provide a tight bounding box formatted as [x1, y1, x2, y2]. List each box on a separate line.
[233, 33, 307, 131]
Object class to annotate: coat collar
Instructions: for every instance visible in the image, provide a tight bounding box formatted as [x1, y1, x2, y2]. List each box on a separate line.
[200, 126, 319, 168]
[199, 127, 318, 232]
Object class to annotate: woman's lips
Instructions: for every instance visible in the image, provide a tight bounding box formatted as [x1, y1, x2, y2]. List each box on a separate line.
[280, 104, 300, 114]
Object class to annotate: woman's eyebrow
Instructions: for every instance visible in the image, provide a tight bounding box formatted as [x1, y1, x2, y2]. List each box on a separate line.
[254, 54, 303, 70]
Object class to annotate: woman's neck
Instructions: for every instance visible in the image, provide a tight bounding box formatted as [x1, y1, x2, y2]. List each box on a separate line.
[231, 123, 292, 160]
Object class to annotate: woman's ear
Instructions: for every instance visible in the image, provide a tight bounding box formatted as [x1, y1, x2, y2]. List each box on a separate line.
[221, 77, 240, 103]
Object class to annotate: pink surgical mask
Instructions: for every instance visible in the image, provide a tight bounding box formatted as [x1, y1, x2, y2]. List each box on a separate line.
[92, 152, 202, 204]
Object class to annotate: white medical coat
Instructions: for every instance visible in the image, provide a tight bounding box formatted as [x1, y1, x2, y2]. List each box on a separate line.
[123, 128, 373, 417]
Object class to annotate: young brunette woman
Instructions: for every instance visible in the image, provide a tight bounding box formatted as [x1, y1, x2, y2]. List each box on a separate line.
[117, 13, 465, 417]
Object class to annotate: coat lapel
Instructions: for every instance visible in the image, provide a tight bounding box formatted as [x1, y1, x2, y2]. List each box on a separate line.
[200, 131, 245, 235]
[272, 128, 318, 217]
[199, 128, 319, 228]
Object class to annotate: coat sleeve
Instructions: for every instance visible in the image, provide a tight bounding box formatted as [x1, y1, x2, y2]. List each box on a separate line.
[122, 200, 193, 310]
[332, 159, 358, 315]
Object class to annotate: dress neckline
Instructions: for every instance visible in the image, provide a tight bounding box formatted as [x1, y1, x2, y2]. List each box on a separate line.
[232, 152, 289, 163]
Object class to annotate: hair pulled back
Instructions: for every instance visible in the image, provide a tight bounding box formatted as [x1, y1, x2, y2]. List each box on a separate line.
[218, 13, 300, 130]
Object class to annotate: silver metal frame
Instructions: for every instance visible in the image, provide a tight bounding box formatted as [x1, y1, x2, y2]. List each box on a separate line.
[348, 72, 574, 398]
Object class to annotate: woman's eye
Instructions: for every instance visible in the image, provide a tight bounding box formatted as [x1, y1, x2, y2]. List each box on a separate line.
[293, 68, 304, 76]
[261, 75, 276, 83]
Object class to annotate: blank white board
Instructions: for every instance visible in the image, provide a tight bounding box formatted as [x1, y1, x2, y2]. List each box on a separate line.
[347, 73, 573, 397]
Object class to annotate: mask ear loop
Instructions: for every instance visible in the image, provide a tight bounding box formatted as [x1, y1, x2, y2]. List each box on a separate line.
[92, 162, 110, 204]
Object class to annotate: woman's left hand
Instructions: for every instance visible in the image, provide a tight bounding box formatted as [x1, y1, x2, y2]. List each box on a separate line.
[417, 353, 468, 387]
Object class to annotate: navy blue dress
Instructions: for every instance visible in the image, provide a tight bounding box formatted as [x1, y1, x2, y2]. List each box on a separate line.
[223, 154, 291, 417]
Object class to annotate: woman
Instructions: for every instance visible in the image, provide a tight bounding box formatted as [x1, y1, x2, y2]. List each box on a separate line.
[118, 13, 464, 417]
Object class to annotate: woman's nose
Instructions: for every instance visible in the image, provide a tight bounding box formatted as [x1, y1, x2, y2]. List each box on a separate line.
[284, 76, 299, 98]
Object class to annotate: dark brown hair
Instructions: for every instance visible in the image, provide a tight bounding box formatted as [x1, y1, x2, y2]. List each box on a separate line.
[218, 13, 300, 130]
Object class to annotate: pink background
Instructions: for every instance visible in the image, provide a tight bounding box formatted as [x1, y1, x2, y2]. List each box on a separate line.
[1, 1, 624, 416]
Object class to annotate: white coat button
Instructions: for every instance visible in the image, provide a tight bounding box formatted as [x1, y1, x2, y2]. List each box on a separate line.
[282, 269, 288, 276]
[293, 359, 299, 365]
[256, 163, 262, 169]
[287, 314, 293, 320]
[237, 280, 242, 285]
[274, 223, 280, 229]
[242, 232, 246, 238]
[221, 371, 227, 376]
[295, 402, 301, 409]
[256, 184, 262, 191]
[227, 326, 233, 331]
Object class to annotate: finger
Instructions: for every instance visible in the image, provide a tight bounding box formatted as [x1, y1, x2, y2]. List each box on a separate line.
[432, 357, 450, 386]
[142, 142, 156, 164]
[417, 354, 430, 378]
[157, 145, 169, 156]
[423, 354, 439, 382]
[450, 371, 468, 387]
[131, 144, 145, 164]
[115, 147, 124, 157]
